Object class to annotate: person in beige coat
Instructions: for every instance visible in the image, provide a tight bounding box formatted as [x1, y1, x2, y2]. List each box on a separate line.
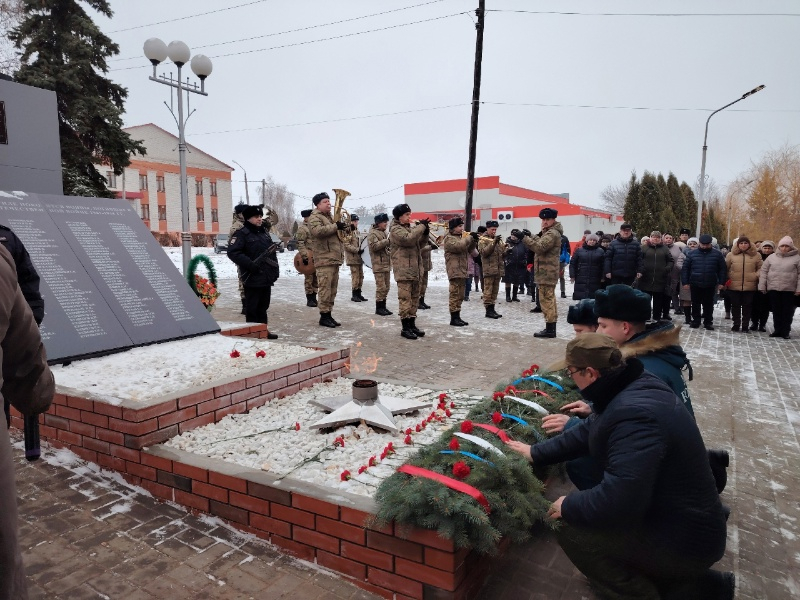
[389, 204, 428, 340]
[758, 236, 800, 339]
[367, 214, 392, 316]
[343, 214, 367, 303]
[0, 245, 55, 599]
[308, 192, 347, 328]
[443, 217, 478, 326]
[478, 219, 506, 319]
[724, 236, 762, 333]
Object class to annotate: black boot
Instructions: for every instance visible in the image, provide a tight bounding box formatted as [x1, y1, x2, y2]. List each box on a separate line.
[351, 289, 362, 302]
[409, 317, 425, 337]
[306, 293, 318, 307]
[401, 318, 418, 339]
[241, 300, 246, 315]
[530, 304, 543, 313]
[455, 311, 468, 326]
[534, 322, 557, 338]
[330, 313, 341, 327]
[708, 449, 729, 494]
[418, 296, 431, 310]
[485, 304, 502, 319]
[505, 287, 512, 302]
[319, 312, 337, 328]
[356, 288, 368, 301]
[450, 312, 467, 326]
[512, 287, 520, 302]
[376, 301, 392, 316]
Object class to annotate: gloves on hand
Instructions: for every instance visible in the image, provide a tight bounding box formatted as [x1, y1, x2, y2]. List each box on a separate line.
[336, 221, 347, 231]
[495, 235, 502, 244]
[521, 230, 530, 238]
[470, 232, 480, 242]
[358, 249, 364, 255]
[418, 218, 431, 226]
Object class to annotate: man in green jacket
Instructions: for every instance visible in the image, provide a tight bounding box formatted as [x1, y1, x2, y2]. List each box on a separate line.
[522, 207, 564, 338]
[308, 192, 347, 328]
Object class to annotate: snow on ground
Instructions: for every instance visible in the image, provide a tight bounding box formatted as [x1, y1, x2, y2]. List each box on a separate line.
[164, 246, 453, 287]
[164, 378, 482, 497]
[52, 335, 316, 404]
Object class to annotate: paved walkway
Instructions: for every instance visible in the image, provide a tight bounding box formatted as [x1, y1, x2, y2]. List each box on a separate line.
[15, 273, 800, 599]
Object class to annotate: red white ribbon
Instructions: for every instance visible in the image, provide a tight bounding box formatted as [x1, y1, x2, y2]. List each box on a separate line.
[473, 423, 511, 442]
[398, 465, 491, 513]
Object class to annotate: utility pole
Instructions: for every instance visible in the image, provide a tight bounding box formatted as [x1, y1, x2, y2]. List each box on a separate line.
[464, 0, 485, 232]
[233, 160, 250, 204]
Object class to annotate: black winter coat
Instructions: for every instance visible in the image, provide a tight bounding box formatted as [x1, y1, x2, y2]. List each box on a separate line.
[531, 360, 726, 562]
[681, 247, 726, 289]
[569, 243, 605, 300]
[639, 242, 674, 294]
[603, 236, 643, 279]
[0, 225, 44, 324]
[503, 239, 529, 285]
[227, 222, 279, 287]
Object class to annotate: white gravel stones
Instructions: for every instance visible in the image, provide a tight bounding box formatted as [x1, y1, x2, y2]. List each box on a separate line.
[52, 335, 317, 404]
[163, 379, 482, 497]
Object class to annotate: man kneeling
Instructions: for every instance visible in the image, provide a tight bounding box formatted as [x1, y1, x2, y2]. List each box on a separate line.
[507, 334, 732, 599]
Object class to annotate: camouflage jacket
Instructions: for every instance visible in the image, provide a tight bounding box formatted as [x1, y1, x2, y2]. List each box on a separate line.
[478, 233, 506, 277]
[229, 212, 244, 237]
[295, 222, 311, 259]
[421, 240, 434, 272]
[367, 225, 391, 273]
[343, 228, 363, 266]
[307, 209, 343, 268]
[522, 221, 564, 286]
[389, 219, 425, 282]
[444, 233, 478, 279]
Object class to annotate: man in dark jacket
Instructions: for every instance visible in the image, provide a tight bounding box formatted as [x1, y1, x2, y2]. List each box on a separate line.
[603, 223, 643, 286]
[507, 334, 732, 599]
[227, 205, 279, 338]
[681, 234, 727, 330]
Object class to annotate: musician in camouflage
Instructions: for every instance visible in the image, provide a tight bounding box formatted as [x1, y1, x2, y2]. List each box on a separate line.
[389, 204, 428, 340]
[419, 238, 435, 310]
[343, 214, 367, 302]
[296, 209, 318, 307]
[478, 220, 506, 319]
[368, 213, 393, 316]
[308, 192, 346, 328]
[444, 217, 478, 326]
[522, 207, 564, 338]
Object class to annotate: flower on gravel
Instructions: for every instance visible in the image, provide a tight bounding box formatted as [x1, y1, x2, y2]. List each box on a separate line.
[445, 409, 452, 417]
[448, 438, 460, 451]
[492, 411, 503, 424]
[438, 393, 448, 401]
[460, 421, 473, 434]
[415, 424, 421, 433]
[384, 442, 395, 455]
[334, 436, 345, 447]
[437, 401, 446, 410]
[295, 422, 301, 431]
[452, 462, 471, 479]
[405, 428, 412, 435]
[380, 450, 387, 460]
[368, 455, 377, 467]
[450, 401, 456, 409]
[358, 465, 368, 474]
[340, 470, 351, 481]
[404, 435, 412, 444]
[255, 350, 266, 358]
[229, 349, 240, 358]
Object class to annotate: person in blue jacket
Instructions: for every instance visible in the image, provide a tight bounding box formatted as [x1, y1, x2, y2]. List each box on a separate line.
[507, 334, 732, 600]
[681, 233, 727, 330]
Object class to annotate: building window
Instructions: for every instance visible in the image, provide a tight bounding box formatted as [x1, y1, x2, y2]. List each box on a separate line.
[141, 204, 150, 220]
[158, 205, 167, 221]
[195, 179, 203, 196]
[139, 174, 148, 190]
[211, 208, 219, 223]
[156, 175, 165, 192]
[197, 207, 205, 222]
[106, 171, 117, 188]
[210, 181, 217, 197]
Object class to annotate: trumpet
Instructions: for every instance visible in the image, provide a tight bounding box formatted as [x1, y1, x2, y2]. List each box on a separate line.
[332, 188, 351, 242]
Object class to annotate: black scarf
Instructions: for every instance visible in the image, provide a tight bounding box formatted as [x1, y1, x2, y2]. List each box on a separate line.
[579, 359, 644, 413]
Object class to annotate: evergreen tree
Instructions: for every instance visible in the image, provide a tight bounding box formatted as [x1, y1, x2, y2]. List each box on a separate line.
[630, 171, 663, 235]
[622, 172, 644, 231]
[680, 182, 698, 232]
[653, 173, 676, 234]
[666, 173, 687, 232]
[10, 0, 144, 197]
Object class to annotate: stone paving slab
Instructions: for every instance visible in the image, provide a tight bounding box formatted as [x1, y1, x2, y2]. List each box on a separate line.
[14, 272, 800, 599]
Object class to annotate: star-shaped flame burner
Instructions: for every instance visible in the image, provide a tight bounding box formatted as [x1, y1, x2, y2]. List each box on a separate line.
[309, 379, 431, 433]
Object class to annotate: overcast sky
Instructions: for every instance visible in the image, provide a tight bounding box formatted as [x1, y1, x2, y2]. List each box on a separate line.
[97, 0, 799, 212]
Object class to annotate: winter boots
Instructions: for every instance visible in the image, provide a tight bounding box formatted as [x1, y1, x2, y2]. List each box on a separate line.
[401, 318, 418, 340]
[409, 318, 425, 337]
[306, 293, 318, 307]
[505, 287, 512, 303]
[534, 322, 556, 338]
[485, 305, 502, 319]
[319, 312, 340, 328]
[356, 289, 367, 301]
[351, 289, 362, 302]
[708, 449, 729, 494]
[512, 287, 520, 302]
[241, 300, 246, 315]
[450, 312, 468, 326]
[375, 301, 393, 316]
[418, 296, 431, 310]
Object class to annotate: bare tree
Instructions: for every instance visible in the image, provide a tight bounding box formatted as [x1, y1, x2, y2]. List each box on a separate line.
[0, 0, 24, 75]
[599, 175, 633, 214]
[256, 176, 297, 236]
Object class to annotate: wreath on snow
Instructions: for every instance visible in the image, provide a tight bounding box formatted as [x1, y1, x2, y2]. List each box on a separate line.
[187, 254, 221, 311]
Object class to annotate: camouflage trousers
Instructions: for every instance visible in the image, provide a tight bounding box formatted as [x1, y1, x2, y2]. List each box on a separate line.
[483, 275, 501, 306]
[420, 269, 430, 298]
[316, 266, 339, 313]
[350, 265, 364, 290]
[374, 272, 391, 302]
[449, 279, 466, 313]
[540, 284, 558, 323]
[303, 271, 318, 295]
[396, 280, 420, 319]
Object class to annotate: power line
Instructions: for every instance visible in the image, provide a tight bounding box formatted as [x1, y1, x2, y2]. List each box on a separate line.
[481, 101, 800, 113]
[110, 11, 468, 72]
[486, 9, 800, 17]
[108, 0, 272, 34]
[110, 0, 448, 63]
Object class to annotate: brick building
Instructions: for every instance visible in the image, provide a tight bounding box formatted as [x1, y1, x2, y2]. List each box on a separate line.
[103, 124, 234, 237]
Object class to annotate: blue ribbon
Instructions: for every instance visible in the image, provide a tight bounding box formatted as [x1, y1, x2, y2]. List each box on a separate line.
[500, 413, 528, 426]
[510, 375, 564, 392]
[439, 450, 495, 467]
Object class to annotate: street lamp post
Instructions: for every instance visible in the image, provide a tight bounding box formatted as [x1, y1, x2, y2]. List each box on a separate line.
[232, 160, 250, 204]
[143, 38, 213, 276]
[694, 85, 765, 238]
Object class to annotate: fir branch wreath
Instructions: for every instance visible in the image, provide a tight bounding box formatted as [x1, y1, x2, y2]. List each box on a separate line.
[187, 254, 221, 310]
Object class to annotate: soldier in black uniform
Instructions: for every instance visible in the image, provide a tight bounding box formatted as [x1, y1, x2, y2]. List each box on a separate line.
[227, 205, 279, 339]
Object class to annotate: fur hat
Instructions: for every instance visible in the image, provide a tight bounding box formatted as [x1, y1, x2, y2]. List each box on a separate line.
[585, 233, 599, 242]
[679, 228, 691, 235]
[300, 209, 312, 218]
[736, 236, 751, 246]
[449, 217, 464, 230]
[486, 220, 499, 228]
[539, 207, 558, 219]
[567, 299, 598, 326]
[778, 236, 795, 249]
[242, 204, 264, 220]
[312, 192, 330, 206]
[234, 202, 248, 215]
[650, 230, 662, 238]
[350, 214, 360, 221]
[594, 284, 652, 323]
[374, 213, 389, 224]
[392, 203, 411, 218]
[687, 237, 699, 245]
[761, 239, 775, 249]
[477, 225, 487, 234]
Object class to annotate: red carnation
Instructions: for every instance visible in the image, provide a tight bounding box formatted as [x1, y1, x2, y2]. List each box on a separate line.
[438, 402, 446, 410]
[492, 391, 504, 401]
[450, 401, 456, 409]
[404, 435, 412, 444]
[295, 422, 301, 431]
[421, 421, 427, 429]
[452, 462, 471, 479]
[380, 450, 387, 460]
[229, 349, 240, 358]
[530, 364, 539, 373]
[340, 470, 351, 481]
[445, 409, 452, 417]
[492, 411, 503, 424]
[522, 369, 532, 377]
[415, 424, 421, 433]
[385, 442, 394, 454]
[504, 386, 517, 396]
[460, 421, 473, 434]
[368, 455, 376, 467]
[358, 465, 368, 474]
[405, 428, 412, 435]
[449, 438, 460, 451]
[255, 349, 266, 358]
[438, 393, 448, 401]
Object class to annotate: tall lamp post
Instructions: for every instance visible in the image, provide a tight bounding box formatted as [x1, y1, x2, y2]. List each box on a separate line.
[694, 85, 764, 238]
[143, 38, 213, 276]
[232, 160, 250, 204]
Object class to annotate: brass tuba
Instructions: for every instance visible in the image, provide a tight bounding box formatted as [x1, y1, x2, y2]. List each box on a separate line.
[332, 188, 351, 241]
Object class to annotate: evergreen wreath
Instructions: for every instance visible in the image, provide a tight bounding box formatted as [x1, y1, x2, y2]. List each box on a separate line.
[372, 366, 583, 555]
[187, 254, 221, 310]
